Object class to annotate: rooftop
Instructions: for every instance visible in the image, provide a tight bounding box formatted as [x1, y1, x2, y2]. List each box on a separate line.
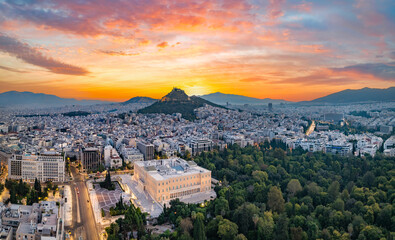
[135, 158, 210, 181]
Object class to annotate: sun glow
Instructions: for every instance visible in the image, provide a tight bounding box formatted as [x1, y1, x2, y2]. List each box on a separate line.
[184, 85, 212, 96]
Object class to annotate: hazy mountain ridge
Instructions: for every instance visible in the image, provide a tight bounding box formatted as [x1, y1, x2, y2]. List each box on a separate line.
[0, 91, 111, 107]
[307, 87, 395, 104]
[122, 96, 157, 105]
[2, 87, 394, 109]
[200, 92, 290, 105]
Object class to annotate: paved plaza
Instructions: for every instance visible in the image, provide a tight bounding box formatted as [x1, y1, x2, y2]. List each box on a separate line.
[94, 183, 123, 213]
[118, 175, 163, 218]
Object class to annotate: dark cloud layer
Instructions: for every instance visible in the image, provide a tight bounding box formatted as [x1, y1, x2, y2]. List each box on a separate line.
[331, 62, 395, 81]
[0, 65, 28, 73]
[0, 33, 89, 75]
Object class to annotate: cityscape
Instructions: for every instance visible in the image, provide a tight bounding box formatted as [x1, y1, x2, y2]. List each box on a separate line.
[0, 1, 394, 240]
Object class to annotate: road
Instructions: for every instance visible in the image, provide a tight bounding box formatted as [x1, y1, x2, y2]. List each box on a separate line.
[306, 120, 316, 136]
[68, 165, 100, 240]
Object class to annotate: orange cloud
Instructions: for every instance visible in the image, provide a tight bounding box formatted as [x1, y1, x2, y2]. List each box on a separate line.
[139, 39, 151, 46]
[157, 41, 169, 48]
[98, 50, 140, 56]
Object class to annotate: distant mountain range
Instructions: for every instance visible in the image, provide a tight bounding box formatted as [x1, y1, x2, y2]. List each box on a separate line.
[200, 92, 290, 105]
[305, 87, 395, 104]
[2, 87, 393, 109]
[122, 96, 157, 105]
[0, 91, 110, 108]
[138, 88, 223, 120]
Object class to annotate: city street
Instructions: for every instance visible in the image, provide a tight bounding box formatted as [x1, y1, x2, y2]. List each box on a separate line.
[68, 165, 100, 240]
[306, 120, 316, 136]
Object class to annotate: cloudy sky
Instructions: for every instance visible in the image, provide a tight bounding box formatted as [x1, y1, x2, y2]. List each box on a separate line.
[0, 0, 394, 101]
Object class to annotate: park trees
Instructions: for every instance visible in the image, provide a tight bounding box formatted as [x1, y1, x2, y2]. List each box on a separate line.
[267, 186, 285, 213]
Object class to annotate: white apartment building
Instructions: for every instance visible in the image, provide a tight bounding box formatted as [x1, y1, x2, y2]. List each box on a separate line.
[120, 145, 144, 164]
[8, 151, 65, 182]
[104, 145, 122, 168]
[384, 136, 395, 150]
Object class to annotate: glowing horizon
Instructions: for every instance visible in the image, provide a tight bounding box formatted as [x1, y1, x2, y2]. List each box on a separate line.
[0, 0, 394, 102]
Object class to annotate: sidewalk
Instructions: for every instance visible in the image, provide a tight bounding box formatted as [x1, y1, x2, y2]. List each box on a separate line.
[118, 175, 163, 218]
[64, 185, 73, 226]
[87, 180, 102, 224]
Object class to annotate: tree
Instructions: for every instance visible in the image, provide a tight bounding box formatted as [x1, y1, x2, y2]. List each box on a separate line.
[27, 188, 39, 205]
[358, 225, 383, 240]
[332, 198, 345, 212]
[180, 218, 193, 235]
[217, 219, 238, 240]
[257, 211, 275, 240]
[290, 227, 305, 240]
[234, 234, 248, 240]
[233, 203, 260, 235]
[267, 186, 285, 213]
[328, 181, 340, 202]
[17, 179, 29, 197]
[286, 179, 302, 198]
[9, 185, 17, 204]
[214, 197, 229, 217]
[34, 178, 42, 197]
[185, 150, 191, 160]
[101, 171, 115, 190]
[252, 170, 268, 183]
[376, 205, 392, 230]
[362, 171, 375, 188]
[273, 148, 286, 160]
[46, 181, 53, 191]
[193, 212, 206, 240]
[306, 220, 319, 239]
[274, 213, 289, 240]
[207, 216, 222, 239]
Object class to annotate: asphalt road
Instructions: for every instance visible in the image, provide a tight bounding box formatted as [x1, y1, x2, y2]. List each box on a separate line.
[306, 120, 316, 136]
[68, 166, 100, 240]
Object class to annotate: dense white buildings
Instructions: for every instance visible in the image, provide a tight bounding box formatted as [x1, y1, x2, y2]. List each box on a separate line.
[0, 100, 393, 171]
[8, 151, 65, 182]
[0, 201, 62, 240]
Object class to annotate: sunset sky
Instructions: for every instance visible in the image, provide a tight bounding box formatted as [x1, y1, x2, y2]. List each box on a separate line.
[0, 0, 394, 102]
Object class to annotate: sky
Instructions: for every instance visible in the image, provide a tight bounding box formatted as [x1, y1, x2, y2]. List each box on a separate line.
[0, 0, 394, 102]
